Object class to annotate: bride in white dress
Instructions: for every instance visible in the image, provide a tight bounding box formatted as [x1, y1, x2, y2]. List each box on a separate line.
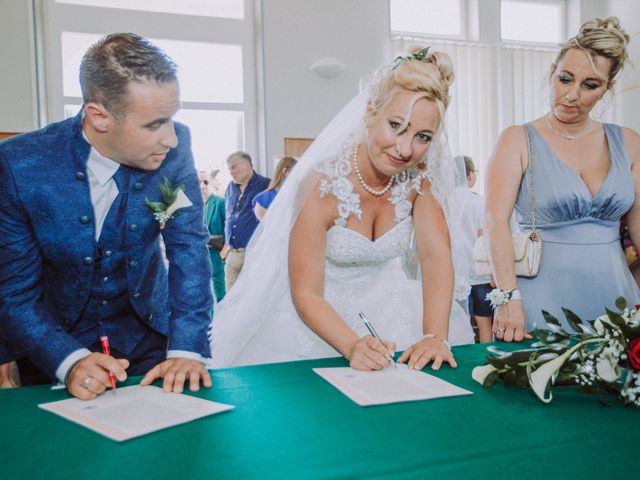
[210, 46, 475, 369]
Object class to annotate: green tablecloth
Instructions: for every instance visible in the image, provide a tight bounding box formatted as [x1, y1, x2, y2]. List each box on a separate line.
[1, 343, 637, 479]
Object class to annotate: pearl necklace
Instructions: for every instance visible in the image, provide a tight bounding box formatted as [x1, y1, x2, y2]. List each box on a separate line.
[352, 146, 394, 197]
[544, 114, 593, 141]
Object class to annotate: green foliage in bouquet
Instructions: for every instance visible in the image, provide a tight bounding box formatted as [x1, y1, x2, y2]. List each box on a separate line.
[472, 297, 640, 406]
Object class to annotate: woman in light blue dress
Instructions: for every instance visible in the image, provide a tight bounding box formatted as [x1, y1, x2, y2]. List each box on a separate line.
[485, 17, 640, 340]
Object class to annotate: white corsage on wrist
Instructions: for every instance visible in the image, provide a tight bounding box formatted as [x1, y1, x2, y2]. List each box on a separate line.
[486, 288, 521, 309]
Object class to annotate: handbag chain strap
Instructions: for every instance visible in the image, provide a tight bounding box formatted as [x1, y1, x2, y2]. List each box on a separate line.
[525, 125, 539, 240]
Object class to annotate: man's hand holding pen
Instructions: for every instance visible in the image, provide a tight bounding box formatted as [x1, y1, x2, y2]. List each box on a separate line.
[66, 353, 129, 401]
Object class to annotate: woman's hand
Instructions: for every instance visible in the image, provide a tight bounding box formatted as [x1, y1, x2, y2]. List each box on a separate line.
[347, 336, 396, 371]
[493, 299, 532, 342]
[398, 337, 457, 370]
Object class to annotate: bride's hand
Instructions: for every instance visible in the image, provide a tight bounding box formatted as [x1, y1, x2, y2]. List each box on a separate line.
[397, 337, 457, 370]
[347, 336, 396, 371]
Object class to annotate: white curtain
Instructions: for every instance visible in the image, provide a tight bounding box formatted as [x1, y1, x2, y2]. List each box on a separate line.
[391, 38, 557, 194]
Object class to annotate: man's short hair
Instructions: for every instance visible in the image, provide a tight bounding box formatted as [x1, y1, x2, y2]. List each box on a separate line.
[226, 151, 252, 166]
[463, 156, 475, 177]
[80, 33, 177, 119]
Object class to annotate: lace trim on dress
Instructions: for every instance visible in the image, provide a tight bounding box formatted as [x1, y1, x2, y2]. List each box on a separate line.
[318, 141, 429, 226]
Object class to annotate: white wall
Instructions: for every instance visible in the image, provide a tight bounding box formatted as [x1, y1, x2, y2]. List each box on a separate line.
[0, 0, 38, 132]
[260, 0, 389, 169]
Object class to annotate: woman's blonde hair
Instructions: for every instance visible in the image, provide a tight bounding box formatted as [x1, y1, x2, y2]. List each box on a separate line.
[269, 156, 298, 190]
[555, 17, 630, 84]
[366, 46, 454, 127]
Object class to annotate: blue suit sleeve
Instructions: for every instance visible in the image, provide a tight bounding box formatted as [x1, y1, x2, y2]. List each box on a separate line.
[0, 152, 86, 377]
[158, 125, 213, 358]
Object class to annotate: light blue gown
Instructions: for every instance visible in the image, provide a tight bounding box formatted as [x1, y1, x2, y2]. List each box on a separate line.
[516, 123, 640, 331]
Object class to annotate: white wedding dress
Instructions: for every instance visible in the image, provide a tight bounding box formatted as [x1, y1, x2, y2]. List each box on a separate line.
[211, 146, 475, 368]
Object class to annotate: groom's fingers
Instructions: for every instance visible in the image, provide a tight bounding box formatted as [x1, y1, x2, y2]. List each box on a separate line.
[140, 363, 162, 386]
[141, 359, 212, 393]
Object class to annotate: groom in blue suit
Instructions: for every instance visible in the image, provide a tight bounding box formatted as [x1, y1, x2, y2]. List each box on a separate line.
[0, 33, 213, 400]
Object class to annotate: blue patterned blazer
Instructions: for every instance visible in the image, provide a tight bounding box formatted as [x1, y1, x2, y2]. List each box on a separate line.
[0, 112, 212, 376]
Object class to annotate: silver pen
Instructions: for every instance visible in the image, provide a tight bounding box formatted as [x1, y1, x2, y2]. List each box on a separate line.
[358, 312, 397, 369]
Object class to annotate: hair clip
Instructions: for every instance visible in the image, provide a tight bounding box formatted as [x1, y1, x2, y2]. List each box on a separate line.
[392, 47, 430, 69]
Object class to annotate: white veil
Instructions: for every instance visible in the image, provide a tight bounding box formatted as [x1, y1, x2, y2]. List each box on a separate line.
[210, 77, 470, 368]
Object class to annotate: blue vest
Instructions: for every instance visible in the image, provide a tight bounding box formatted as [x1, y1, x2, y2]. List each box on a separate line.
[70, 167, 153, 355]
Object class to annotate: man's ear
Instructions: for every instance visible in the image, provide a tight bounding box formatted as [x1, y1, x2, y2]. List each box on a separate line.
[84, 101, 112, 133]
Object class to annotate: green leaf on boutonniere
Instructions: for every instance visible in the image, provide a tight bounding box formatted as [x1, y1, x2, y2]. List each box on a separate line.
[145, 176, 193, 229]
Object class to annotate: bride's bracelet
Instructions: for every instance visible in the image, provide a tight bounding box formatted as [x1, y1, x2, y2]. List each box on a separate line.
[422, 333, 451, 351]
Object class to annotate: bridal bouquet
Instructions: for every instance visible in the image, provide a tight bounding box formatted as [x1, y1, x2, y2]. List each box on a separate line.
[472, 297, 640, 407]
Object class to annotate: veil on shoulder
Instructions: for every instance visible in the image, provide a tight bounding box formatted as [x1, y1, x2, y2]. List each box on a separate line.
[209, 89, 471, 368]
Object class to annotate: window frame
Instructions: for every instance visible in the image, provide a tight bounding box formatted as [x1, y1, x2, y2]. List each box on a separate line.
[389, 0, 467, 41]
[38, 0, 260, 175]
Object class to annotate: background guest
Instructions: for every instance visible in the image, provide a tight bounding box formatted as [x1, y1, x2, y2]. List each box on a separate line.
[459, 156, 493, 342]
[200, 170, 226, 303]
[253, 156, 297, 220]
[485, 17, 640, 341]
[223, 151, 270, 290]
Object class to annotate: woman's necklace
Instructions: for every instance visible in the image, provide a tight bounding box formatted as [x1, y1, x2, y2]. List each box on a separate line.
[544, 113, 593, 141]
[352, 146, 394, 197]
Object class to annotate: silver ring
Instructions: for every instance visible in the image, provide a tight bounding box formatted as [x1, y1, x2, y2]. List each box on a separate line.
[496, 327, 505, 335]
[81, 375, 92, 389]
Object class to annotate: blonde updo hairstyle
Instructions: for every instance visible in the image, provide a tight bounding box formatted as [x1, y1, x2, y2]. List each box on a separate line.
[365, 46, 454, 129]
[555, 17, 630, 86]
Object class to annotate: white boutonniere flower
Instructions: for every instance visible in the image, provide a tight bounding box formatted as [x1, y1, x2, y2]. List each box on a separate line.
[145, 177, 193, 229]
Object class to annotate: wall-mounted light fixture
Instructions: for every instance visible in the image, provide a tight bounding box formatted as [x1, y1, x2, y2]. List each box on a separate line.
[309, 58, 347, 80]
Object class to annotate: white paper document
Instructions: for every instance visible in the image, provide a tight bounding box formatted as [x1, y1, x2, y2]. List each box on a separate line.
[39, 385, 234, 441]
[313, 364, 472, 406]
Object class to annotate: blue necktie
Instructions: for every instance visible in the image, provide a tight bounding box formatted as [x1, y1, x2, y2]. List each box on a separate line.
[98, 166, 130, 243]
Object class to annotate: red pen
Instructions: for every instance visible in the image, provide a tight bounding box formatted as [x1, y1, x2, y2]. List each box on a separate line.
[100, 335, 117, 393]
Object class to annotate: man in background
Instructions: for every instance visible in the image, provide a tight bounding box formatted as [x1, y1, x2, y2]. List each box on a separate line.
[222, 151, 269, 290]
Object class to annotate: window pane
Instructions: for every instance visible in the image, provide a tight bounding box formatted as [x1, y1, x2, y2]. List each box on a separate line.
[62, 32, 244, 103]
[154, 39, 243, 103]
[56, 0, 244, 19]
[174, 109, 244, 188]
[64, 104, 82, 118]
[62, 32, 99, 98]
[501, 0, 563, 43]
[390, 0, 462, 37]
